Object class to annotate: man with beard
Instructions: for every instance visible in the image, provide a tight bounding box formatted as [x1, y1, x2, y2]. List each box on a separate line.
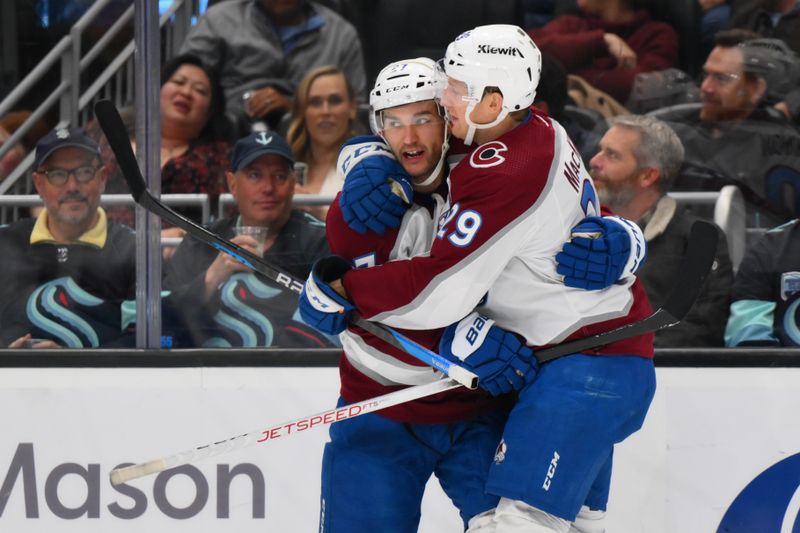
[180, 0, 365, 131]
[660, 29, 800, 225]
[301, 26, 656, 532]
[591, 114, 733, 346]
[0, 127, 137, 348]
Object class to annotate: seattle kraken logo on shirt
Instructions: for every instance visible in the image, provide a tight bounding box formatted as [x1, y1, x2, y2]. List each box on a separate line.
[777, 292, 800, 347]
[204, 273, 282, 347]
[26, 277, 104, 347]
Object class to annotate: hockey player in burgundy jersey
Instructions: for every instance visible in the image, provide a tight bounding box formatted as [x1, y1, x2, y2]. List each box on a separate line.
[305, 50, 652, 532]
[317, 58, 516, 533]
[302, 26, 656, 533]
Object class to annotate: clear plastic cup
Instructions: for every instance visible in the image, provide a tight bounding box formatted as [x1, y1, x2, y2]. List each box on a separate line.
[294, 161, 308, 186]
[24, 338, 50, 348]
[233, 226, 269, 256]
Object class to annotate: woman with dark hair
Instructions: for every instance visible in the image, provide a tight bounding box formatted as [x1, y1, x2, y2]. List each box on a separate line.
[89, 53, 233, 243]
[286, 65, 360, 218]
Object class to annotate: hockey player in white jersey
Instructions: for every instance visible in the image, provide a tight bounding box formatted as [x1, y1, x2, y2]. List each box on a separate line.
[300, 25, 656, 532]
[314, 57, 517, 533]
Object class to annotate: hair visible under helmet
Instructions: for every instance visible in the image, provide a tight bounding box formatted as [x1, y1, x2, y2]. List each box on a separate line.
[369, 58, 449, 188]
[439, 24, 542, 145]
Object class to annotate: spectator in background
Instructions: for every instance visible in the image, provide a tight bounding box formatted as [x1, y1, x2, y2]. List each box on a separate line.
[1, 127, 136, 348]
[529, 0, 679, 103]
[725, 218, 799, 346]
[534, 53, 607, 162]
[0, 111, 50, 182]
[700, 0, 732, 58]
[729, 0, 800, 122]
[0, 124, 27, 182]
[662, 30, 800, 225]
[180, 0, 366, 133]
[285, 65, 360, 219]
[744, 38, 800, 120]
[88, 54, 232, 253]
[164, 131, 332, 348]
[729, 0, 800, 52]
[523, 0, 556, 28]
[589, 114, 733, 346]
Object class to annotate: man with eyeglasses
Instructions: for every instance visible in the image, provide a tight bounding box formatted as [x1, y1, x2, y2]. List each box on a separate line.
[1, 127, 137, 349]
[660, 29, 800, 225]
[164, 130, 332, 348]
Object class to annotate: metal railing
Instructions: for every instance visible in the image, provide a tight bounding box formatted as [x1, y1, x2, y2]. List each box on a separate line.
[668, 186, 747, 272]
[0, 0, 199, 196]
[0, 193, 211, 225]
[217, 193, 337, 220]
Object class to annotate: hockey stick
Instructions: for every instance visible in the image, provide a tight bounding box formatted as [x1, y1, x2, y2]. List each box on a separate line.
[94, 99, 717, 366]
[97, 94, 717, 485]
[93, 100, 478, 389]
[536, 218, 719, 362]
[110, 376, 462, 485]
[109, 223, 717, 485]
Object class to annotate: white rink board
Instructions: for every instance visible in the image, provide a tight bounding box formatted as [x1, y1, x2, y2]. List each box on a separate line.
[0, 366, 798, 532]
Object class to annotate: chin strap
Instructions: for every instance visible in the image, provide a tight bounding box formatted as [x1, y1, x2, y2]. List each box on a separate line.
[463, 101, 509, 146]
[414, 121, 451, 188]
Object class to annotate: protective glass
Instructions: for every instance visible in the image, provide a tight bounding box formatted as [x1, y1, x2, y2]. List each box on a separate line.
[376, 109, 445, 133]
[37, 166, 100, 186]
[241, 168, 293, 184]
[433, 59, 477, 105]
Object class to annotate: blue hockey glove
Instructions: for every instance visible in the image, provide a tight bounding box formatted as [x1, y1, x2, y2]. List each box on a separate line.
[440, 312, 538, 397]
[556, 216, 647, 290]
[298, 256, 355, 336]
[338, 135, 413, 235]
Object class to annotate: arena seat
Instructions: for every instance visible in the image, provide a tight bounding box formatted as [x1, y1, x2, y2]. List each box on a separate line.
[668, 185, 746, 272]
[765, 165, 800, 218]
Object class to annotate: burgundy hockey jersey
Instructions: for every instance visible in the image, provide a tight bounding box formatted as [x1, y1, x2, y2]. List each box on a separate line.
[327, 185, 511, 424]
[343, 109, 654, 358]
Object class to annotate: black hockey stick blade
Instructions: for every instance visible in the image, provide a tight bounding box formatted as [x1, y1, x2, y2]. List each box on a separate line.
[93, 98, 716, 372]
[92, 99, 479, 388]
[537, 219, 719, 362]
[93, 99, 304, 294]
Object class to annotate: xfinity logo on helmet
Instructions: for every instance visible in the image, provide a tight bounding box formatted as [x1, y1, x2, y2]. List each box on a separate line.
[477, 44, 524, 58]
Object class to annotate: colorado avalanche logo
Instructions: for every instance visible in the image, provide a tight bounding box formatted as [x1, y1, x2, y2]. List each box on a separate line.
[716, 452, 800, 532]
[470, 141, 508, 169]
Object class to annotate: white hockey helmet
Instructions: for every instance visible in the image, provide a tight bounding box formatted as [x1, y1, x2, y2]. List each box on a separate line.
[439, 24, 542, 144]
[369, 57, 449, 189]
[369, 57, 440, 132]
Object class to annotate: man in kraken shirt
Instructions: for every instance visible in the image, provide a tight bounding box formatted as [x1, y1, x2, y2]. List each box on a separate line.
[1, 127, 136, 348]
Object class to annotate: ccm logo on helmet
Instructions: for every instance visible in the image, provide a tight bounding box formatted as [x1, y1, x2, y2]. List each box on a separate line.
[470, 141, 508, 168]
[385, 84, 410, 93]
[477, 45, 524, 58]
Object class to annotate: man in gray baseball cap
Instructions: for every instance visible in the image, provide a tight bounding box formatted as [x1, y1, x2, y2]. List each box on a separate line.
[164, 130, 332, 348]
